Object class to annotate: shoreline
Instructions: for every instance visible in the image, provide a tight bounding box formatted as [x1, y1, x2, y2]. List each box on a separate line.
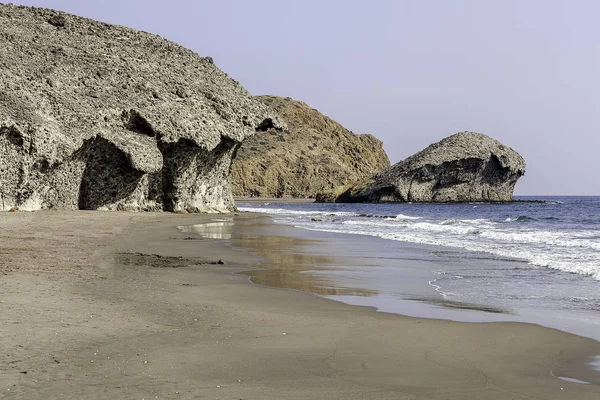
[228, 213, 600, 343]
[1, 211, 600, 399]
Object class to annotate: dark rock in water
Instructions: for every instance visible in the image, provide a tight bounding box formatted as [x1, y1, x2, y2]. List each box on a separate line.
[319, 132, 525, 203]
[0, 5, 283, 212]
[230, 95, 390, 198]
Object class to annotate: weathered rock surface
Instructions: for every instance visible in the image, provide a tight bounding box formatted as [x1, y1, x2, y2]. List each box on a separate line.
[319, 132, 525, 203]
[230, 96, 390, 198]
[0, 5, 283, 212]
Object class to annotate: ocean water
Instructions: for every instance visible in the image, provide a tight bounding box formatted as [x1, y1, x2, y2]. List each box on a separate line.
[237, 196, 600, 341]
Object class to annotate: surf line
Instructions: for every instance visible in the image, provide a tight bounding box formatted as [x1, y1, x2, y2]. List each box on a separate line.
[428, 276, 452, 299]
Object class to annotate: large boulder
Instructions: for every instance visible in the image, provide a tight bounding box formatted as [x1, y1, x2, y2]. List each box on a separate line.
[0, 5, 283, 212]
[230, 95, 390, 198]
[320, 131, 525, 203]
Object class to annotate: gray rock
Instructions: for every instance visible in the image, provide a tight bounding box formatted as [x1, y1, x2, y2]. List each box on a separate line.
[0, 4, 283, 212]
[323, 132, 525, 203]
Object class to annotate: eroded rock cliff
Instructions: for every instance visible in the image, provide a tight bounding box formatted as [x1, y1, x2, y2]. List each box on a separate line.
[230, 95, 390, 198]
[319, 132, 525, 203]
[0, 5, 283, 212]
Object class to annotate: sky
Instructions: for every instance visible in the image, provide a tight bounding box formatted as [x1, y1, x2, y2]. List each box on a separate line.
[9, 0, 600, 195]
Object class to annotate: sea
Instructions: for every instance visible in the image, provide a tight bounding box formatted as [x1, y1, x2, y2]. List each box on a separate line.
[236, 196, 600, 342]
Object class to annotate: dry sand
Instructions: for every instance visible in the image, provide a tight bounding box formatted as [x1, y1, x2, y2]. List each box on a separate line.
[1, 211, 600, 399]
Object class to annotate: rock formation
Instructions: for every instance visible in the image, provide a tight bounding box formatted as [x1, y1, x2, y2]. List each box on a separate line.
[230, 95, 390, 198]
[318, 132, 525, 203]
[0, 5, 283, 212]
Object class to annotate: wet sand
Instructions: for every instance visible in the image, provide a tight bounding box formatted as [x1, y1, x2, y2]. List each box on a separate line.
[1, 211, 600, 399]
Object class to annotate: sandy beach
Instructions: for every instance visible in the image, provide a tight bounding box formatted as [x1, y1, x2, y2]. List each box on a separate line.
[1, 211, 600, 399]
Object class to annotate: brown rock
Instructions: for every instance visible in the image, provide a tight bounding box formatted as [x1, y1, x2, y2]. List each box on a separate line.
[230, 96, 390, 198]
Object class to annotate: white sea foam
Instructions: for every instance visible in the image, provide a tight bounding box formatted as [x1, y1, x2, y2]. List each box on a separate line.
[343, 220, 409, 229]
[479, 230, 600, 251]
[297, 221, 600, 280]
[440, 219, 458, 225]
[394, 213, 421, 220]
[360, 228, 593, 278]
[238, 202, 600, 281]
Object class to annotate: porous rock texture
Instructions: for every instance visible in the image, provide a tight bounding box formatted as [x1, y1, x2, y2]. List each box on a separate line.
[320, 132, 525, 203]
[0, 4, 283, 212]
[230, 95, 390, 198]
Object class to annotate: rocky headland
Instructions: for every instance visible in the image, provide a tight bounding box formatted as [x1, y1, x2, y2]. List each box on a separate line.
[230, 95, 390, 198]
[0, 4, 283, 212]
[317, 131, 525, 203]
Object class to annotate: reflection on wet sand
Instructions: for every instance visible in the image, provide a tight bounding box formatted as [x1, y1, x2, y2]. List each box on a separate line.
[405, 296, 513, 314]
[178, 219, 235, 239]
[180, 218, 378, 297]
[235, 234, 377, 297]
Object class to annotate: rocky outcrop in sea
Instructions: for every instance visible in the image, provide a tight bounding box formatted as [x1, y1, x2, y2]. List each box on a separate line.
[230, 95, 390, 198]
[317, 132, 525, 203]
[0, 5, 283, 212]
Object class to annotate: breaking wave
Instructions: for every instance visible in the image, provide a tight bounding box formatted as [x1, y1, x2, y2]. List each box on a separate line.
[238, 199, 600, 280]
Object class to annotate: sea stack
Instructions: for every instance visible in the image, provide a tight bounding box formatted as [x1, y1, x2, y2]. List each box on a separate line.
[0, 5, 283, 212]
[230, 95, 390, 198]
[318, 131, 525, 203]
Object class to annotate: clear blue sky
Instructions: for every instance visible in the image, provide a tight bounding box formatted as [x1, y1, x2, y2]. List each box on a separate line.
[9, 0, 600, 195]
